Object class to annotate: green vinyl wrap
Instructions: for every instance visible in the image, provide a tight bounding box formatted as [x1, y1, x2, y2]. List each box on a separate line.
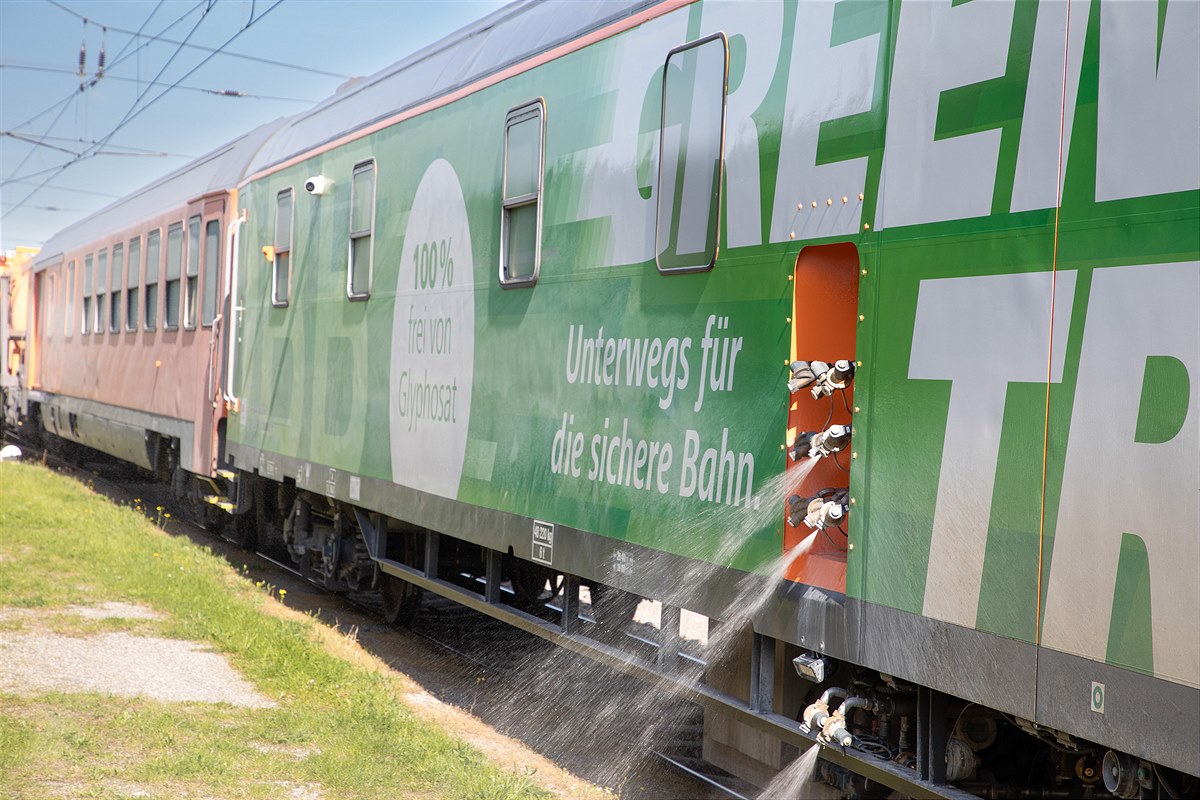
[229, 0, 1199, 692]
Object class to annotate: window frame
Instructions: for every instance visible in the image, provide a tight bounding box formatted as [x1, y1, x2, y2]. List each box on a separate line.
[144, 228, 161, 332]
[498, 98, 546, 288]
[35, 272, 48, 341]
[163, 221, 184, 330]
[65, 260, 75, 338]
[94, 248, 107, 336]
[347, 159, 376, 301]
[109, 243, 124, 333]
[126, 235, 141, 332]
[654, 32, 729, 275]
[201, 219, 221, 327]
[82, 254, 93, 335]
[184, 215, 201, 330]
[44, 274, 56, 341]
[273, 188, 294, 308]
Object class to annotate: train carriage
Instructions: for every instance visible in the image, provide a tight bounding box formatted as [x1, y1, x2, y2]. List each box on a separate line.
[22, 122, 281, 487]
[7, 0, 1198, 796]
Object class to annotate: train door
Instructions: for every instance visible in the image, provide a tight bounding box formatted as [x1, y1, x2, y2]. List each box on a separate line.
[783, 243, 859, 592]
[195, 196, 226, 475]
[27, 268, 49, 392]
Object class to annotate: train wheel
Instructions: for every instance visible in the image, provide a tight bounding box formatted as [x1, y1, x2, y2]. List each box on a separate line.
[380, 572, 421, 626]
[253, 480, 289, 559]
[223, 510, 257, 550]
[507, 556, 562, 610]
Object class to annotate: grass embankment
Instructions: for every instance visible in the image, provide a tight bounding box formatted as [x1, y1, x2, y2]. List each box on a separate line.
[0, 462, 550, 800]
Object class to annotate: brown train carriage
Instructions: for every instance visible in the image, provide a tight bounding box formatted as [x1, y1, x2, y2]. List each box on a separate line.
[26, 122, 282, 486]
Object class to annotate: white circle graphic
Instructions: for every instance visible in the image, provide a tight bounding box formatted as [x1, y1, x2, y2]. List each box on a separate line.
[389, 159, 475, 498]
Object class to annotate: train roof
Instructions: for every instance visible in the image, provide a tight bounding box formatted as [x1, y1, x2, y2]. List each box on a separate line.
[241, 0, 662, 179]
[33, 119, 285, 271]
[32, 0, 662, 271]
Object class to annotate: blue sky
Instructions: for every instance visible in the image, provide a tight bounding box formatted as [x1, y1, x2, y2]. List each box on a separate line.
[0, 0, 509, 253]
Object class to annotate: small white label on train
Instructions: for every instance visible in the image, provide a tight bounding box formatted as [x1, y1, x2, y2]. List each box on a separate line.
[532, 520, 554, 566]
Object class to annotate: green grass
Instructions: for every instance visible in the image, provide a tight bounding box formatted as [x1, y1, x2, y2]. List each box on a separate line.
[0, 462, 552, 800]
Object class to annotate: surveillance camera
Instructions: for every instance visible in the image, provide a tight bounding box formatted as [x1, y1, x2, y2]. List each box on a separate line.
[304, 176, 330, 195]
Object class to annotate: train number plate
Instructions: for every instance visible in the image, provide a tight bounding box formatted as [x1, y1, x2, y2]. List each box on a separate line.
[532, 521, 554, 566]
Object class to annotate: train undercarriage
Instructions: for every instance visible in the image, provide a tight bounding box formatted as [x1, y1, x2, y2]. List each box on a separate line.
[3, 403, 1195, 800]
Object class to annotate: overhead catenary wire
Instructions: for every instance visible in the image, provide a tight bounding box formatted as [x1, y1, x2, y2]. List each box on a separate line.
[1, 0, 192, 183]
[2, 1, 213, 213]
[1, 131, 193, 161]
[44, 0, 351, 80]
[0, 177, 122, 199]
[1, 63, 319, 104]
[2, 131, 182, 160]
[3, 0, 287, 221]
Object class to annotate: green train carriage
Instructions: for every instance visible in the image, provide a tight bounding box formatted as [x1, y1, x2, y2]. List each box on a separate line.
[221, 0, 1198, 795]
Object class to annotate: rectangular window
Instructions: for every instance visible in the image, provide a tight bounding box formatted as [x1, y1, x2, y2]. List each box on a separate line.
[273, 189, 293, 307]
[82, 254, 93, 334]
[35, 273, 46, 340]
[164, 222, 183, 329]
[185, 215, 201, 329]
[126, 236, 141, 331]
[65, 260, 75, 338]
[656, 33, 728, 273]
[202, 220, 220, 326]
[51, 275, 59, 338]
[145, 229, 161, 331]
[348, 160, 376, 299]
[51, 275, 60, 338]
[500, 100, 544, 287]
[110, 244, 124, 332]
[95, 248, 107, 335]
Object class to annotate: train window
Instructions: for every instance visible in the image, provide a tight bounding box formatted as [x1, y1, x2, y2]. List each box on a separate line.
[202, 220, 220, 326]
[82, 254, 93, 335]
[655, 33, 728, 274]
[95, 248, 107, 336]
[185, 215, 201, 329]
[37, 274, 48, 340]
[273, 189, 293, 307]
[500, 99, 544, 287]
[109, 244, 123, 333]
[348, 160, 375, 300]
[65, 260, 75, 338]
[164, 222, 183, 329]
[45, 275, 56, 340]
[145, 229, 161, 331]
[35, 273, 45, 340]
[126, 236, 141, 332]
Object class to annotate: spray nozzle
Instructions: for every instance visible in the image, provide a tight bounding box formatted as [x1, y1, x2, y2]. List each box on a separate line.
[787, 488, 849, 531]
[820, 709, 854, 748]
[788, 360, 825, 394]
[811, 500, 846, 530]
[788, 359, 855, 399]
[788, 430, 816, 461]
[802, 698, 830, 733]
[789, 424, 852, 463]
[809, 424, 852, 459]
[786, 494, 808, 528]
